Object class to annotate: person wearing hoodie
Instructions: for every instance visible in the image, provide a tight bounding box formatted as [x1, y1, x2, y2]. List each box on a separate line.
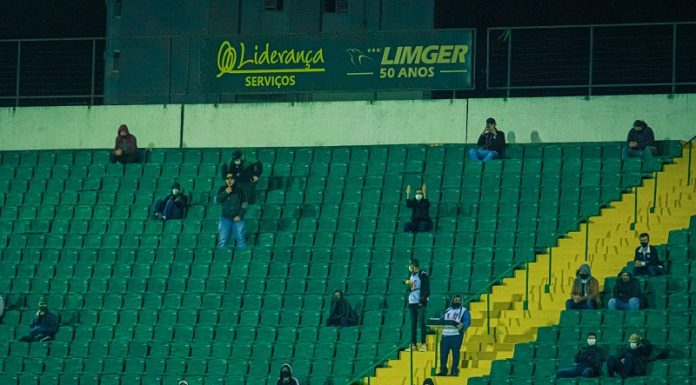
[275, 363, 300, 385]
[405, 259, 430, 352]
[19, 298, 59, 342]
[622, 120, 657, 160]
[110, 124, 140, 164]
[607, 268, 642, 310]
[633, 233, 664, 276]
[606, 333, 652, 378]
[326, 289, 358, 327]
[435, 294, 471, 377]
[221, 149, 263, 205]
[555, 332, 604, 378]
[404, 184, 432, 232]
[565, 264, 601, 310]
[216, 172, 248, 249]
[152, 181, 189, 221]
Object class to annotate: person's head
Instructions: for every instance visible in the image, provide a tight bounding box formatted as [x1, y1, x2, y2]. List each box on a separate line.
[633, 120, 647, 131]
[415, 189, 424, 201]
[629, 333, 642, 349]
[171, 181, 181, 196]
[586, 332, 597, 346]
[639, 233, 650, 247]
[408, 259, 420, 272]
[486, 117, 497, 130]
[451, 294, 463, 308]
[232, 149, 244, 165]
[225, 173, 235, 187]
[333, 289, 343, 301]
[619, 270, 632, 283]
[38, 298, 48, 315]
[279, 364, 293, 381]
[118, 124, 129, 136]
[576, 264, 591, 280]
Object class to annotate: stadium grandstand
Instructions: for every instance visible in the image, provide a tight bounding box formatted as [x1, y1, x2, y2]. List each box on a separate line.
[1, 1, 696, 385]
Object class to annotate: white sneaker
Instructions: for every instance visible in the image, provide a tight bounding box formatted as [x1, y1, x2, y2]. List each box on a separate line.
[419, 344, 427, 352]
[405, 344, 418, 352]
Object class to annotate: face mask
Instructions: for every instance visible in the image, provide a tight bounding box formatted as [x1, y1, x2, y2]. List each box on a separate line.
[630, 342, 638, 349]
[587, 338, 596, 346]
[640, 241, 648, 247]
[172, 189, 180, 195]
[234, 159, 242, 165]
[281, 369, 290, 378]
[578, 273, 589, 279]
[415, 194, 423, 200]
[452, 302, 461, 308]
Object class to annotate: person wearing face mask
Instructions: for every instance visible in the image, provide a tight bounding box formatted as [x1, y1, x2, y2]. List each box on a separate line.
[221, 149, 263, 205]
[565, 264, 600, 310]
[606, 333, 652, 378]
[469, 117, 506, 162]
[435, 294, 471, 376]
[404, 184, 432, 233]
[633, 233, 664, 276]
[607, 268, 642, 310]
[326, 289, 358, 327]
[216, 173, 249, 249]
[19, 298, 59, 342]
[622, 120, 657, 160]
[110, 124, 140, 164]
[405, 259, 430, 352]
[555, 332, 603, 378]
[152, 181, 189, 221]
[275, 363, 300, 385]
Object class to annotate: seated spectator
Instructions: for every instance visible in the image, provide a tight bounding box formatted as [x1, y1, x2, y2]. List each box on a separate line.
[607, 268, 641, 311]
[565, 264, 600, 310]
[110, 124, 140, 164]
[622, 120, 657, 160]
[469, 117, 505, 162]
[633, 232, 664, 276]
[555, 332, 603, 378]
[216, 172, 248, 249]
[19, 298, 58, 342]
[403, 184, 432, 233]
[152, 181, 189, 221]
[276, 363, 300, 385]
[326, 289, 358, 327]
[607, 333, 652, 379]
[221, 149, 263, 205]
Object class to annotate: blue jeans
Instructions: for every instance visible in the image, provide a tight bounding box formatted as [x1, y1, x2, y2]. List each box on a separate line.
[439, 333, 463, 375]
[622, 146, 656, 160]
[218, 217, 247, 249]
[152, 198, 183, 220]
[633, 265, 663, 277]
[469, 148, 499, 162]
[608, 297, 639, 310]
[404, 221, 432, 233]
[607, 352, 643, 378]
[565, 299, 597, 310]
[555, 363, 594, 378]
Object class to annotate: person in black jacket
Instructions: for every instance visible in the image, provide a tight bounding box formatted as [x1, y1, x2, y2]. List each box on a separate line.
[633, 233, 664, 276]
[607, 268, 642, 310]
[622, 120, 657, 160]
[405, 259, 430, 352]
[275, 363, 300, 385]
[607, 333, 652, 378]
[221, 149, 263, 204]
[469, 117, 506, 162]
[555, 332, 604, 378]
[19, 298, 59, 342]
[216, 172, 248, 249]
[403, 184, 432, 232]
[152, 181, 189, 221]
[326, 289, 358, 327]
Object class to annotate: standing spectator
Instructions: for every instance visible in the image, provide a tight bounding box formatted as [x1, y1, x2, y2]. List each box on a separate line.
[326, 289, 359, 327]
[555, 332, 603, 378]
[469, 117, 506, 162]
[565, 264, 600, 310]
[152, 181, 189, 221]
[275, 363, 300, 385]
[606, 333, 652, 379]
[633, 233, 664, 276]
[622, 120, 657, 160]
[222, 149, 263, 205]
[404, 184, 432, 233]
[607, 268, 642, 311]
[110, 124, 140, 164]
[216, 172, 248, 249]
[19, 298, 59, 342]
[436, 294, 471, 377]
[404, 259, 430, 352]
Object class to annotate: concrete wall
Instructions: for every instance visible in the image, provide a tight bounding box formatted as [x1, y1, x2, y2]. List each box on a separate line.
[0, 105, 181, 151]
[1, 94, 693, 151]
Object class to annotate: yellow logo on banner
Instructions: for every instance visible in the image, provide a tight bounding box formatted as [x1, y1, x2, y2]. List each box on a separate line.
[216, 41, 325, 78]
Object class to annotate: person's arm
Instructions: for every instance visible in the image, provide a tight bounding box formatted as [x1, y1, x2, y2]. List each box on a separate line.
[651, 246, 663, 268]
[43, 313, 59, 336]
[495, 131, 506, 155]
[460, 309, 471, 330]
[477, 132, 486, 147]
[587, 278, 600, 301]
[419, 271, 430, 305]
[612, 280, 621, 299]
[237, 190, 249, 218]
[215, 187, 228, 204]
[630, 280, 643, 298]
[131, 135, 138, 151]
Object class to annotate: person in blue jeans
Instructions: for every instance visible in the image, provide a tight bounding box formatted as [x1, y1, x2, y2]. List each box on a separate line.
[436, 294, 471, 377]
[216, 172, 248, 249]
[152, 181, 189, 221]
[621, 120, 657, 160]
[607, 268, 642, 310]
[607, 333, 652, 379]
[555, 332, 603, 378]
[469, 117, 506, 162]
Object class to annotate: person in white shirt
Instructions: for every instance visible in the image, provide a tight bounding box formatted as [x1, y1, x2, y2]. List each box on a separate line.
[436, 294, 471, 376]
[404, 259, 430, 352]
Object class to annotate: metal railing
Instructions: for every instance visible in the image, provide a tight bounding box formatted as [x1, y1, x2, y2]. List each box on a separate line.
[486, 22, 696, 98]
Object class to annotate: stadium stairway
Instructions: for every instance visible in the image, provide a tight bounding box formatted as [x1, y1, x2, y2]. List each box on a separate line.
[365, 142, 696, 385]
